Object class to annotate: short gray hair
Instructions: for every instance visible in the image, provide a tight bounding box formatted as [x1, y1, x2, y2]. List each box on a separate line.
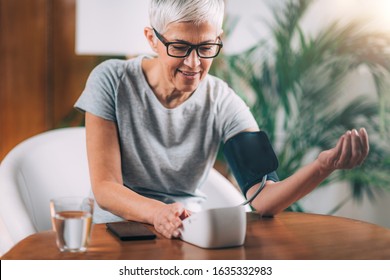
[149, 0, 224, 34]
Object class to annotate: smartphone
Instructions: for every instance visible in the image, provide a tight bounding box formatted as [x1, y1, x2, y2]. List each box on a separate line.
[106, 221, 156, 241]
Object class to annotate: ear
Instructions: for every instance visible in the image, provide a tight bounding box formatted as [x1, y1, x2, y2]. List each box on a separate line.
[144, 27, 158, 53]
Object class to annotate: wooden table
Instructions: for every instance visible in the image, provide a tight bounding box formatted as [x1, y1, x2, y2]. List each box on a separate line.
[3, 212, 390, 260]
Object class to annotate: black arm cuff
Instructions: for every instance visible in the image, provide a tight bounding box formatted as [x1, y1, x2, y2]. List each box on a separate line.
[223, 131, 279, 195]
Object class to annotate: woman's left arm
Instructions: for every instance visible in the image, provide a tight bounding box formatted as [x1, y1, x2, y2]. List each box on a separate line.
[248, 128, 369, 216]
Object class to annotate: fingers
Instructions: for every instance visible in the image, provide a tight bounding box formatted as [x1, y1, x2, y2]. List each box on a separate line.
[335, 128, 369, 169]
[350, 128, 369, 166]
[359, 127, 370, 161]
[153, 203, 188, 239]
[180, 209, 192, 220]
[338, 130, 352, 168]
[159, 204, 183, 238]
[330, 133, 345, 167]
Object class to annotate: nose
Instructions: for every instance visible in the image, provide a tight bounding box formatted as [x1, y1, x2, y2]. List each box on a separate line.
[183, 48, 201, 68]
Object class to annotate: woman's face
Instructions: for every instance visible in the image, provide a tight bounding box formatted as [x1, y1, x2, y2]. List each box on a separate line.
[153, 21, 221, 94]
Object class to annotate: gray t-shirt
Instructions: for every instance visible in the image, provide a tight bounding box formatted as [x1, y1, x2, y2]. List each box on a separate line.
[75, 55, 258, 221]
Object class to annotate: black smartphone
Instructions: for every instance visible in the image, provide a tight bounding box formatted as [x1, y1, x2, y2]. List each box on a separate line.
[106, 221, 156, 241]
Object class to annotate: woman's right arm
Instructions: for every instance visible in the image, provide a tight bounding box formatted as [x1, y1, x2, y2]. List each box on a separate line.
[85, 112, 187, 238]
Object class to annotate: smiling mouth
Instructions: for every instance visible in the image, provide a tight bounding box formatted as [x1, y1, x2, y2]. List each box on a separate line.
[177, 69, 200, 77]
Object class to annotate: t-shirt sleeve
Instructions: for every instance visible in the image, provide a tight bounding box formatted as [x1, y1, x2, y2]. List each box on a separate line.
[74, 59, 122, 122]
[214, 80, 280, 182]
[217, 86, 259, 143]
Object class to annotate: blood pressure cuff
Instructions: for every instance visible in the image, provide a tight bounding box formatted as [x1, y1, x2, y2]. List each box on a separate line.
[223, 131, 279, 195]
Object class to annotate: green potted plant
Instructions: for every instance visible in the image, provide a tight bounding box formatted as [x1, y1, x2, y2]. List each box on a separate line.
[211, 0, 390, 213]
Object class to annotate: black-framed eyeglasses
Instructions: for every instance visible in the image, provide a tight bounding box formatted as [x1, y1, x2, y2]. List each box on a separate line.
[153, 28, 223, 59]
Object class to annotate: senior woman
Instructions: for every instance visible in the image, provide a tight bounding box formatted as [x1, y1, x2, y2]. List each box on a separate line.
[75, 0, 369, 239]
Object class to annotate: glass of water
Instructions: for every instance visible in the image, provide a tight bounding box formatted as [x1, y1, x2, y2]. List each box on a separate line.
[50, 197, 94, 252]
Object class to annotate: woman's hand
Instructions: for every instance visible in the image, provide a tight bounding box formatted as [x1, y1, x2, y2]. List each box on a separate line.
[152, 202, 191, 239]
[317, 128, 369, 173]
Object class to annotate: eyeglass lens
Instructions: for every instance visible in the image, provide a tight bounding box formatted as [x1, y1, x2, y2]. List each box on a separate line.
[168, 43, 221, 58]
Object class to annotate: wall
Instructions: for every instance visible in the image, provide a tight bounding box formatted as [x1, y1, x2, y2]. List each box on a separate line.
[225, 0, 390, 54]
[0, 0, 97, 160]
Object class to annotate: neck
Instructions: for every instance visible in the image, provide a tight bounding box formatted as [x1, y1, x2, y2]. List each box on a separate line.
[142, 58, 193, 109]
[159, 91, 193, 109]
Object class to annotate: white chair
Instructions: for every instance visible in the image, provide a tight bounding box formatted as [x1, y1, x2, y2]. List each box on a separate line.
[0, 127, 248, 256]
[0, 127, 91, 256]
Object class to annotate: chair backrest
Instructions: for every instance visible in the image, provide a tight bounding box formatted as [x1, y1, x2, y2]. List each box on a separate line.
[0, 127, 91, 256]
